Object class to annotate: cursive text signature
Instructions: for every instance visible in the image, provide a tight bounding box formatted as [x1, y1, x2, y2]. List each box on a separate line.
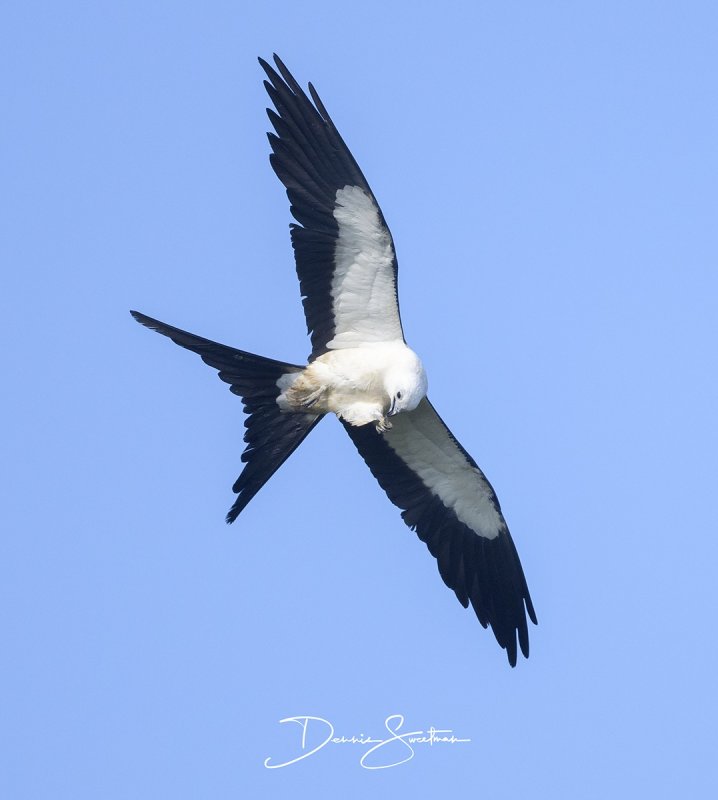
[264, 714, 471, 770]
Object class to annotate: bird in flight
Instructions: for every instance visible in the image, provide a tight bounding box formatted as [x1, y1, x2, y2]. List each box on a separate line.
[132, 55, 537, 665]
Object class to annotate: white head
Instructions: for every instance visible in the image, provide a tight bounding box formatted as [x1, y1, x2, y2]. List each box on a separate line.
[385, 349, 428, 416]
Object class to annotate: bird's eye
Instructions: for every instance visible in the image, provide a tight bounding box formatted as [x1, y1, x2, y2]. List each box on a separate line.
[396, 391, 402, 399]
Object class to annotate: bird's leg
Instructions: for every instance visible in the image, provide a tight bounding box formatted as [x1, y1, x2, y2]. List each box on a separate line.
[335, 402, 391, 431]
[375, 416, 393, 433]
[298, 385, 325, 408]
[277, 370, 329, 413]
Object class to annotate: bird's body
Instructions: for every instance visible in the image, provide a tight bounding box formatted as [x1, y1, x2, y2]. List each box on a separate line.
[132, 55, 537, 666]
[277, 341, 427, 430]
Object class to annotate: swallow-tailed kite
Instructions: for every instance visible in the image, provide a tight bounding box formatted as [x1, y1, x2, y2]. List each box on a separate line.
[132, 55, 537, 665]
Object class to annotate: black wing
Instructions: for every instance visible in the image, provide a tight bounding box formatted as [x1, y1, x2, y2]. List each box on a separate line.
[261, 55, 404, 359]
[343, 398, 537, 666]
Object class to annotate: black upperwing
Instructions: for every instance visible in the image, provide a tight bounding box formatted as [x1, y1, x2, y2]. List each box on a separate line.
[260, 55, 404, 359]
[343, 398, 537, 666]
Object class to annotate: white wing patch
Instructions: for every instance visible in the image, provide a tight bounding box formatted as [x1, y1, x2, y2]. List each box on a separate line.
[327, 185, 403, 348]
[384, 400, 505, 540]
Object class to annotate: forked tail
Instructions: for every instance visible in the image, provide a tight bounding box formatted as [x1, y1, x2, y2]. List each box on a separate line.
[130, 311, 323, 522]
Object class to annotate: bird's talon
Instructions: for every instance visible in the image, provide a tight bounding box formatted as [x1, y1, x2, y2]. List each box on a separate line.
[375, 417, 392, 433]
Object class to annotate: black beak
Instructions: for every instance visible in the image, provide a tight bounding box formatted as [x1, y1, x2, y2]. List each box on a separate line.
[388, 398, 397, 416]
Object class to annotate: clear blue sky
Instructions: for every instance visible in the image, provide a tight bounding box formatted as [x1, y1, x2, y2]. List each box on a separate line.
[2, 1, 717, 797]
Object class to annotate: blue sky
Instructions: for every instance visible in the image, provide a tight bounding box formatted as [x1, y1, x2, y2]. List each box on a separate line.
[2, 1, 717, 797]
